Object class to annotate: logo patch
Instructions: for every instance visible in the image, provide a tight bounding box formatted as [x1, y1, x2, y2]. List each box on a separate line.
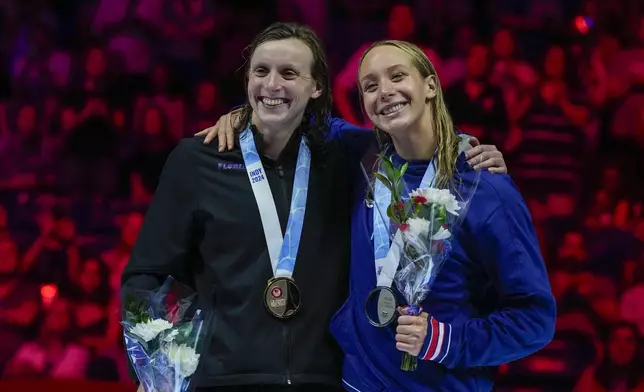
[218, 162, 245, 171]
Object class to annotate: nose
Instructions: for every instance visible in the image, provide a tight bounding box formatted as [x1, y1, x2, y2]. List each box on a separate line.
[265, 70, 282, 91]
[379, 80, 395, 100]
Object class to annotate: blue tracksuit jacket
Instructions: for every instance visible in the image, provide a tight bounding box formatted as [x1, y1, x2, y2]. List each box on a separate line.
[329, 151, 556, 392]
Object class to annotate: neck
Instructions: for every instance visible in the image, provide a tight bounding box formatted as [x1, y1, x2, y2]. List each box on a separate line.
[252, 111, 301, 160]
[390, 111, 437, 161]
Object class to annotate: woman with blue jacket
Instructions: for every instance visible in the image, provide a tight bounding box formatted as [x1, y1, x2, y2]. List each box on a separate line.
[329, 40, 556, 392]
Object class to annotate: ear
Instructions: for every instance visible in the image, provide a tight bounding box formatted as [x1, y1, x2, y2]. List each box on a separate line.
[311, 85, 323, 99]
[425, 75, 437, 101]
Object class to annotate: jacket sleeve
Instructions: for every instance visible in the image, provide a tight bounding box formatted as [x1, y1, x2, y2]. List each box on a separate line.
[120, 139, 200, 380]
[418, 181, 556, 368]
[327, 117, 375, 159]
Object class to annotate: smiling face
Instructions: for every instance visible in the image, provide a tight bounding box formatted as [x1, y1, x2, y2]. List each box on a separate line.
[358, 44, 437, 136]
[247, 38, 322, 131]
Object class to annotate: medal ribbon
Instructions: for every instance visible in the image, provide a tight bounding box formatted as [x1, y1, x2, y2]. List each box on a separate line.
[240, 125, 311, 279]
[372, 159, 436, 287]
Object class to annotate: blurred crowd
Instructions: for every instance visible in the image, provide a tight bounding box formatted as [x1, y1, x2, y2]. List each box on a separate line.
[0, 0, 643, 390]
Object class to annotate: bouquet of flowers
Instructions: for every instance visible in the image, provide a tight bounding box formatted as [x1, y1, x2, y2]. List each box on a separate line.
[369, 154, 479, 371]
[122, 276, 210, 392]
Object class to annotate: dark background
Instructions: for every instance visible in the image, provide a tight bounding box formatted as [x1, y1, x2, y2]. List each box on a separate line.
[0, 0, 643, 391]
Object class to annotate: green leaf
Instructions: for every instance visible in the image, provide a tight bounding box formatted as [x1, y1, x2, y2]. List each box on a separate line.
[434, 205, 447, 222]
[393, 179, 406, 202]
[174, 333, 197, 348]
[123, 294, 152, 324]
[381, 156, 396, 180]
[374, 173, 393, 191]
[177, 322, 193, 338]
[386, 203, 396, 221]
[428, 207, 446, 237]
[413, 204, 428, 219]
[403, 200, 412, 219]
[399, 162, 409, 179]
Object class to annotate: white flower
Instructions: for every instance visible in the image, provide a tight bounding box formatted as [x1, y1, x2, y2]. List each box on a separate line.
[410, 188, 460, 216]
[406, 218, 451, 241]
[162, 329, 179, 343]
[407, 218, 430, 237]
[163, 342, 201, 378]
[130, 318, 173, 342]
[431, 226, 452, 240]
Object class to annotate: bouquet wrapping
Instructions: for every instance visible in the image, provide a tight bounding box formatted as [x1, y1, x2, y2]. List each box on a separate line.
[122, 276, 210, 392]
[365, 152, 480, 371]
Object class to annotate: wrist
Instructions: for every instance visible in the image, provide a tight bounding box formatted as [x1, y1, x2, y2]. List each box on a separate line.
[419, 316, 451, 362]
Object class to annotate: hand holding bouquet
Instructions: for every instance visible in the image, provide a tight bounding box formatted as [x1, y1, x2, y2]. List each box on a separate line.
[371, 155, 478, 371]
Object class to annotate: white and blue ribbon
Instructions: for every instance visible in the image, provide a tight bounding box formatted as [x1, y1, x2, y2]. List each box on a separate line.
[240, 125, 311, 278]
[372, 159, 436, 287]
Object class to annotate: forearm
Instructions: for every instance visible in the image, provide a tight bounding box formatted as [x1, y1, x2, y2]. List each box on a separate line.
[423, 188, 556, 369]
[424, 296, 555, 368]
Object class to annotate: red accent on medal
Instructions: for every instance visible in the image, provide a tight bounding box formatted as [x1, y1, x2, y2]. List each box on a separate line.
[271, 287, 282, 298]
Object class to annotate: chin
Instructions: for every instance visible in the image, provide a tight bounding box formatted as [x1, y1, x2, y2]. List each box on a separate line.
[372, 118, 409, 136]
[256, 112, 291, 127]
[375, 106, 415, 130]
[252, 103, 285, 122]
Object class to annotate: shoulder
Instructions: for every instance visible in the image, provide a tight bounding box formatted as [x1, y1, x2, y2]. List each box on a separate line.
[171, 136, 232, 162]
[161, 137, 234, 186]
[479, 171, 524, 206]
[461, 170, 527, 225]
[175, 136, 210, 154]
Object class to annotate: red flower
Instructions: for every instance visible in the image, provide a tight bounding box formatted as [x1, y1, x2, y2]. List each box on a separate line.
[394, 201, 405, 211]
[412, 195, 428, 204]
[399, 223, 409, 232]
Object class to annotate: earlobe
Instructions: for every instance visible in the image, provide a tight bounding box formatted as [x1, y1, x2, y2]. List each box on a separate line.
[311, 88, 322, 99]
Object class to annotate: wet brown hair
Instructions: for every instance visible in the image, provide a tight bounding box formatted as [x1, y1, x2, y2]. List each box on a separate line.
[233, 22, 332, 155]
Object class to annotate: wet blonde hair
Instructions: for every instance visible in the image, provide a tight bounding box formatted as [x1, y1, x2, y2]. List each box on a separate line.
[358, 40, 459, 189]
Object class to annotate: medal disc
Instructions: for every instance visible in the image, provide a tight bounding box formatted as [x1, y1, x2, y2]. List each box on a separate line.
[264, 277, 301, 319]
[364, 286, 397, 327]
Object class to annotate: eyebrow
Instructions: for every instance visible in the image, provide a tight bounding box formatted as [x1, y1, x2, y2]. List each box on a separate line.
[251, 61, 301, 70]
[360, 64, 408, 83]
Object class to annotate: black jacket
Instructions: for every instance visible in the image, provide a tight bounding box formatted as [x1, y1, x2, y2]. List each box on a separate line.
[121, 129, 354, 388]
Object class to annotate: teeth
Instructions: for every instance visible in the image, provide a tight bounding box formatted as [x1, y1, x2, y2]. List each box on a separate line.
[262, 98, 286, 106]
[382, 103, 405, 115]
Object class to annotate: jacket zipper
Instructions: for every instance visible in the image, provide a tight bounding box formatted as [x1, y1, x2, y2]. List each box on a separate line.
[277, 164, 293, 385]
